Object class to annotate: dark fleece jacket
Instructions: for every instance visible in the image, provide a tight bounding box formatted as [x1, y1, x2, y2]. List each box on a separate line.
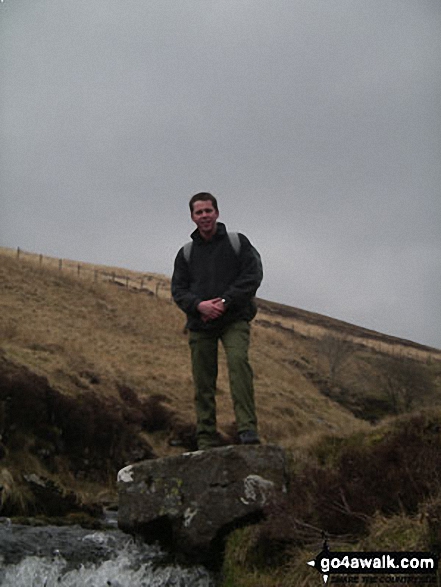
[171, 222, 263, 331]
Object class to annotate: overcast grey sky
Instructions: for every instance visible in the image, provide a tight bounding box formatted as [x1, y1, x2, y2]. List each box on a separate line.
[1, 0, 440, 348]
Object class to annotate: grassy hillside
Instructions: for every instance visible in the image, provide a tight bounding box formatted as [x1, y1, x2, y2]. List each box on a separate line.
[1, 247, 441, 568]
[1, 247, 440, 439]
[0, 248, 374, 454]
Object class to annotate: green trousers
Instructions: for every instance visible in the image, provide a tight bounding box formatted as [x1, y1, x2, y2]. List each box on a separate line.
[189, 320, 257, 442]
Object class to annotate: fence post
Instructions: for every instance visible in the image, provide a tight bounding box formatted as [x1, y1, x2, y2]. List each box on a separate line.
[59, 259, 63, 271]
[17, 247, 20, 260]
[94, 270, 98, 282]
[39, 254, 43, 267]
[125, 276, 129, 288]
[77, 264, 81, 277]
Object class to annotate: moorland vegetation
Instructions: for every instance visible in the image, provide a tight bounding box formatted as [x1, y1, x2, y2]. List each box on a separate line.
[1, 247, 440, 586]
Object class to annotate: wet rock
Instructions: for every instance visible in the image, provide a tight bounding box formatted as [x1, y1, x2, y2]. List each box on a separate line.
[117, 444, 287, 567]
[0, 523, 213, 586]
[0, 523, 147, 567]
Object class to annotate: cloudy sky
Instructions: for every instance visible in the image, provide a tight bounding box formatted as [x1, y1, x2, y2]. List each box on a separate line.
[1, 0, 440, 348]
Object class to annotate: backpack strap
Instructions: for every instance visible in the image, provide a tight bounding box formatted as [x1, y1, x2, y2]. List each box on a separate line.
[182, 232, 241, 263]
[183, 241, 193, 263]
[228, 232, 241, 255]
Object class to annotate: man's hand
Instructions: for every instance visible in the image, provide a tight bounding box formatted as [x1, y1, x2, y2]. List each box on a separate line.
[197, 298, 226, 322]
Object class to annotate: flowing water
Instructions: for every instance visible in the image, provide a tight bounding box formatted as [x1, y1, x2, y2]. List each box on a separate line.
[0, 520, 215, 587]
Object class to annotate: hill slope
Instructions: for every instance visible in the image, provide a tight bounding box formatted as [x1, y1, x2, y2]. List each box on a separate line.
[0, 248, 440, 514]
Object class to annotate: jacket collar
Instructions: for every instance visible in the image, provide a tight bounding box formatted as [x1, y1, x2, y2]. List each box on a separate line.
[191, 222, 227, 244]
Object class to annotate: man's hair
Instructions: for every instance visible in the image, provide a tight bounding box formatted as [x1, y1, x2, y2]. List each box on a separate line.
[189, 192, 218, 213]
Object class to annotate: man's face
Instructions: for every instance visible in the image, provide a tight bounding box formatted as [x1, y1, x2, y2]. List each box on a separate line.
[191, 199, 219, 239]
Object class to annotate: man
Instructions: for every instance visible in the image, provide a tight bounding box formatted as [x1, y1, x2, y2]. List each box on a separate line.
[172, 192, 263, 450]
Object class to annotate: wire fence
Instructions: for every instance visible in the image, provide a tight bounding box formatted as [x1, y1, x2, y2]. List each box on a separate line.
[11, 246, 172, 300]
[3, 246, 439, 362]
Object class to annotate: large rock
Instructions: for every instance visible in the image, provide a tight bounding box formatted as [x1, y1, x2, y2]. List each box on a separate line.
[117, 444, 287, 566]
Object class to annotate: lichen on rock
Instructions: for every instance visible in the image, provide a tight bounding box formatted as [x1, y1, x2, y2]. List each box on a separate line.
[117, 444, 287, 567]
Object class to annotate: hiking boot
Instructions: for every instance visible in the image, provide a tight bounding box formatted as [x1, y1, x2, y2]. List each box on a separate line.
[239, 430, 261, 445]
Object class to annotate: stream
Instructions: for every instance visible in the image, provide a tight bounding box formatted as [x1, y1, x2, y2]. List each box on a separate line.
[0, 519, 215, 587]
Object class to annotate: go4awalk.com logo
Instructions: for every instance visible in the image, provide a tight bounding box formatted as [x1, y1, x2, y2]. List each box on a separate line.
[307, 541, 439, 584]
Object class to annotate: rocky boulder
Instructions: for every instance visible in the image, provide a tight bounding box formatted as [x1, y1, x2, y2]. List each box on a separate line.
[117, 444, 287, 566]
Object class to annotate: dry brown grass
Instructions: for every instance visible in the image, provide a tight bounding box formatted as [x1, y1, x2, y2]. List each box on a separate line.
[2, 246, 441, 583]
[0, 247, 376, 457]
[2, 246, 440, 457]
[257, 298, 441, 362]
[223, 408, 441, 587]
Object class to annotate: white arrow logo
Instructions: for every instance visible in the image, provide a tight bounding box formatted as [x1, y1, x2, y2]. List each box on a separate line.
[307, 559, 329, 584]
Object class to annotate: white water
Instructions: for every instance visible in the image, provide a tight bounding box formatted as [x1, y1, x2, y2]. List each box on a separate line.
[0, 526, 214, 587]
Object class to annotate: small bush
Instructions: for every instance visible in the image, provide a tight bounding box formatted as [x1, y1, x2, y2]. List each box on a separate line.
[255, 410, 441, 555]
[142, 394, 174, 432]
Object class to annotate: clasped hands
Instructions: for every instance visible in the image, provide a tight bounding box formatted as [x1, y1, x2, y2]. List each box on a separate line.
[197, 298, 226, 322]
